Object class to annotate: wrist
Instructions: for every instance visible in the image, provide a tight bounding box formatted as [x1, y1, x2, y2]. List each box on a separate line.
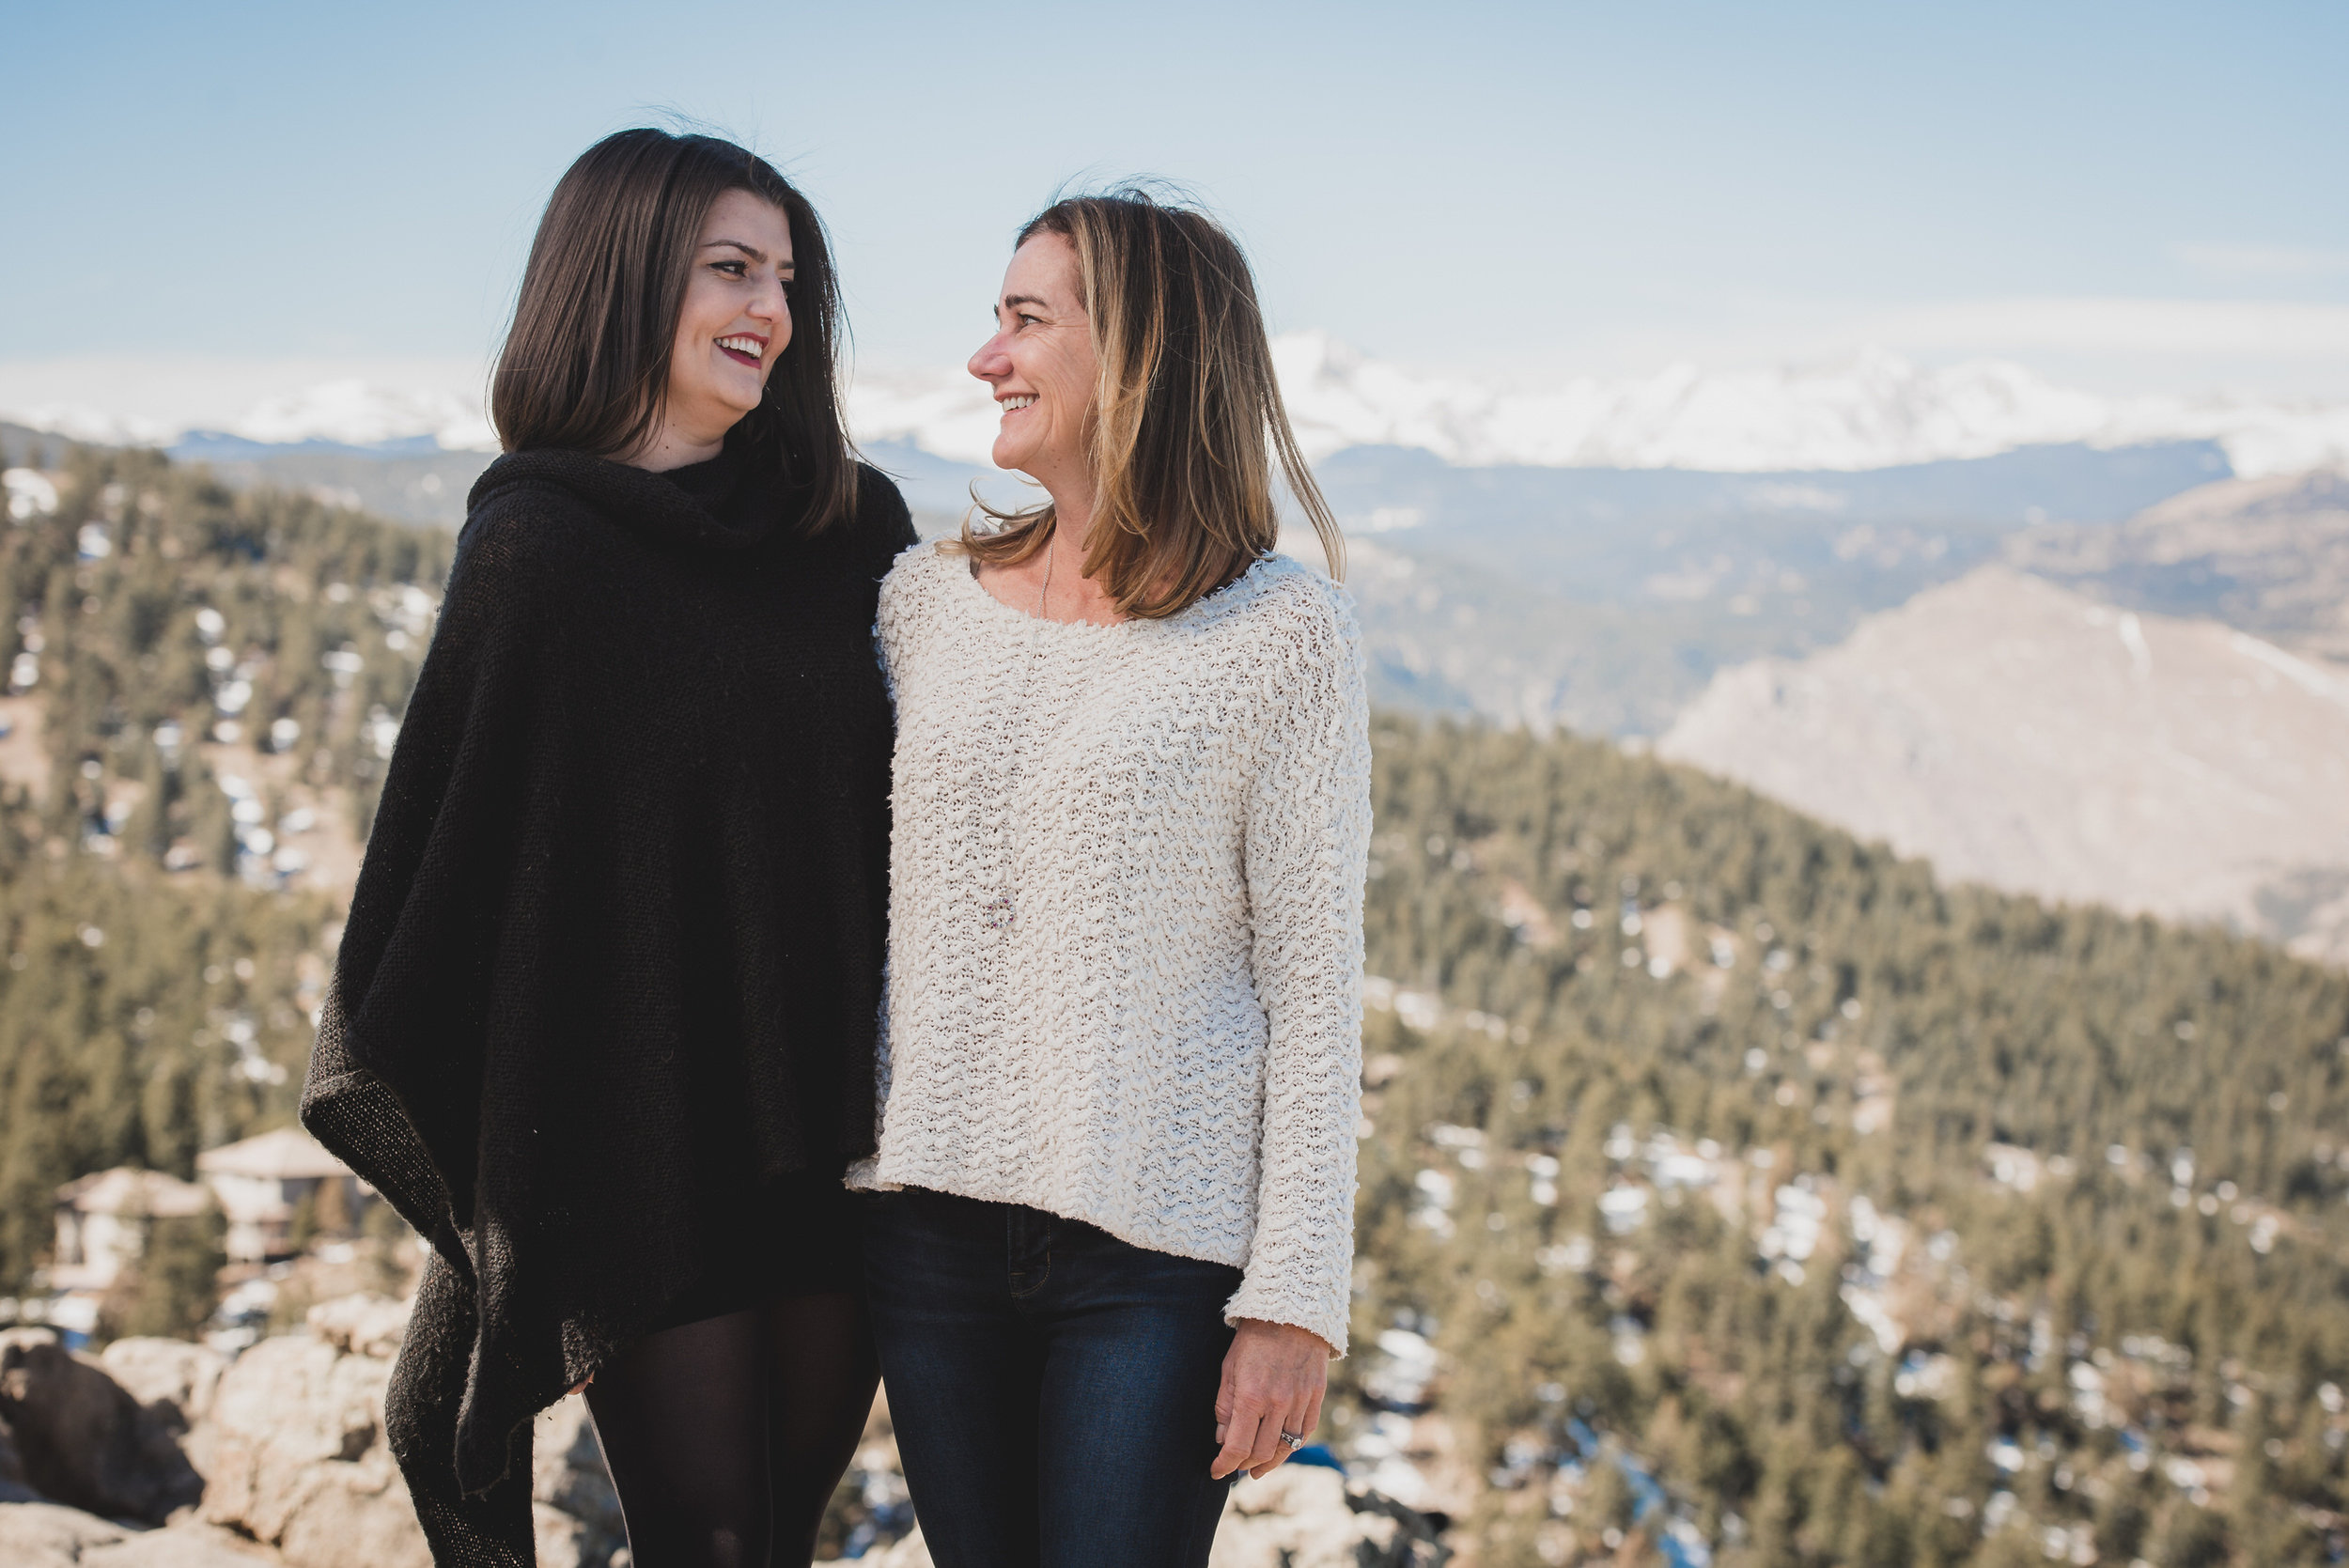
[1237, 1317, 1334, 1357]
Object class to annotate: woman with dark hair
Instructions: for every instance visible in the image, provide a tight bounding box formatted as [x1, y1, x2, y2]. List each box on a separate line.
[854, 189, 1369, 1567]
[302, 128, 913, 1567]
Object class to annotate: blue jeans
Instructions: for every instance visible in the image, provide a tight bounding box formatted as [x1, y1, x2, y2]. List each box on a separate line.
[863, 1187, 1239, 1568]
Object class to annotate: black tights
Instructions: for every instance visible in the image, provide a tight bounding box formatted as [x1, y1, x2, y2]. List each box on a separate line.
[584, 1292, 879, 1568]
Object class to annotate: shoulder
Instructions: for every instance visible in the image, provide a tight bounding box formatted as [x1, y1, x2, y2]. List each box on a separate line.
[876, 539, 964, 635]
[1213, 555, 1361, 653]
[880, 537, 959, 595]
[449, 473, 608, 593]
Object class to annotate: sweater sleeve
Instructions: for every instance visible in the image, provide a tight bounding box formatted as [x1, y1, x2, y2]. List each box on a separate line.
[1222, 581, 1373, 1356]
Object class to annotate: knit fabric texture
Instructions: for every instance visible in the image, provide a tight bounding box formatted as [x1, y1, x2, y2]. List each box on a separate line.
[302, 438, 914, 1565]
[852, 542, 1372, 1355]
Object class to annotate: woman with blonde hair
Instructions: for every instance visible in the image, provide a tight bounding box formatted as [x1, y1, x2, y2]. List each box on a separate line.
[854, 188, 1370, 1566]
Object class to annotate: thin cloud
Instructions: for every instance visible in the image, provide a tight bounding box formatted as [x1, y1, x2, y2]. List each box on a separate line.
[1870, 297, 2349, 358]
[2170, 242, 2349, 278]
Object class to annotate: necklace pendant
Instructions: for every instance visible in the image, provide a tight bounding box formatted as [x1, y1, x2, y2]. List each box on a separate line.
[982, 893, 1016, 931]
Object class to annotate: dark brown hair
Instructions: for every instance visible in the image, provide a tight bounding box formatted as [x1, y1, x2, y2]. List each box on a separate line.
[491, 128, 858, 529]
[956, 187, 1342, 618]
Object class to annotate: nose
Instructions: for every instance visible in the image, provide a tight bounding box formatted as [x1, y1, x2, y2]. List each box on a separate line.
[749, 275, 786, 326]
[969, 327, 1010, 384]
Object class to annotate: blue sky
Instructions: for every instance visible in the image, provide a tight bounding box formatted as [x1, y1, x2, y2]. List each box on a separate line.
[7, 0, 2347, 396]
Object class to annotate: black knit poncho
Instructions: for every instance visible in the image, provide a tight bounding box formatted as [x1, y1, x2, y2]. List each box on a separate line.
[301, 439, 914, 1564]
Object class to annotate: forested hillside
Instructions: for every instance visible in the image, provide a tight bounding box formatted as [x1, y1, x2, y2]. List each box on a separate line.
[0, 446, 446, 1288]
[4, 445, 2344, 1564]
[1347, 718, 2349, 1566]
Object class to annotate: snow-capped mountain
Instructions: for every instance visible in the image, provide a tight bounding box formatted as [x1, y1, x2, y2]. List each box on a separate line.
[0, 361, 498, 454]
[8, 337, 2348, 476]
[221, 380, 496, 452]
[848, 334, 2349, 479]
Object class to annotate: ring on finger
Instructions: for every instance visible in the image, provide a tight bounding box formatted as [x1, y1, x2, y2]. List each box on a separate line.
[1279, 1430, 1305, 1451]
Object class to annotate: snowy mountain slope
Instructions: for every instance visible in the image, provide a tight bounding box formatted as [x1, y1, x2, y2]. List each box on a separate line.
[854, 334, 2349, 478]
[28, 336, 2334, 477]
[1268, 334, 2349, 477]
[0, 363, 497, 453]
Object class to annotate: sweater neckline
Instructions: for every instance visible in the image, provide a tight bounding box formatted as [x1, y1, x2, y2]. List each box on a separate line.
[945, 544, 1283, 634]
[470, 441, 801, 551]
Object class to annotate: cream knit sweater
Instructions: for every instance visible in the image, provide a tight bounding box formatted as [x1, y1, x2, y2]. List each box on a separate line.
[851, 541, 1371, 1354]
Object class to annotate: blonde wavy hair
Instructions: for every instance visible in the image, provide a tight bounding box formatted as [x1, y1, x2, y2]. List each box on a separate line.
[954, 187, 1343, 618]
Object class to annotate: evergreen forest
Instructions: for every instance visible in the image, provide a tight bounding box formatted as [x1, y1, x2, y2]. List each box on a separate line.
[1346, 720, 2349, 1566]
[0, 445, 443, 1296]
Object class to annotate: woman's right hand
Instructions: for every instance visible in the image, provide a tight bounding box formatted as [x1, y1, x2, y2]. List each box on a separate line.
[1210, 1319, 1330, 1481]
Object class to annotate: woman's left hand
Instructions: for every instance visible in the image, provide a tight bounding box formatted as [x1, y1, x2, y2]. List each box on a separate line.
[1211, 1318, 1330, 1480]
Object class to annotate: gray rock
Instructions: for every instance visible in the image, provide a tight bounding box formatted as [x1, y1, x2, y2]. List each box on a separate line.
[187, 1296, 625, 1568]
[0, 1328, 203, 1523]
[300, 1297, 407, 1362]
[100, 1341, 228, 1432]
[0, 1498, 126, 1564]
[0, 1299, 631, 1568]
[532, 1394, 623, 1543]
[188, 1314, 426, 1568]
[0, 1500, 277, 1567]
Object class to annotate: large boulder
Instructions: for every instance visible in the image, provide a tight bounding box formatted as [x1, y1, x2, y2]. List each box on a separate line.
[187, 1296, 625, 1568]
[0, 1498, 277, 1566]
[188, 1296, 428, 1568]
[0, 1327, 204, 1522]
[101, 1339, 229, 1433]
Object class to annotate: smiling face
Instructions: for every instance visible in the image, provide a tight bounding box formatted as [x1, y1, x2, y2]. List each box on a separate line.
[968, 233, 1098, 485]
[649, 187, 795, 463]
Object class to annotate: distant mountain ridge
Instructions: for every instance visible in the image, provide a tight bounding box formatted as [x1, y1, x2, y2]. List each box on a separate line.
[2006, 469, 2349, 660]
[1312, 440, 2234, 736]
[13, 336, 2349, 479]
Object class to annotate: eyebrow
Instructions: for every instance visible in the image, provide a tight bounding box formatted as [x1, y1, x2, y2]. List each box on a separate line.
[704, 239, 794, 271]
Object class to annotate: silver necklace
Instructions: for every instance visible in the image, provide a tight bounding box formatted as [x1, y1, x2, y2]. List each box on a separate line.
[981, 538, 1055, 933]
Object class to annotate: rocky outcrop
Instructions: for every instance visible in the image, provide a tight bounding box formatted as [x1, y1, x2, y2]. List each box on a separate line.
[0, 1327, 204, 1522]
[186, 1297, 428, 1568]
[3, 1294, 1439, 1568]
[186, 1295, 625, 1568]
[0, 1498, 280, 1566]
[0, 1293, 628, 1568]
[101, 1337, 227, 1430]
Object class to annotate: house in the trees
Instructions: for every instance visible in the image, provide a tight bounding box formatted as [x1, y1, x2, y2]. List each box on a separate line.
[196, 1127, 366, 1266]
[50, 1167, 212, 1294]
